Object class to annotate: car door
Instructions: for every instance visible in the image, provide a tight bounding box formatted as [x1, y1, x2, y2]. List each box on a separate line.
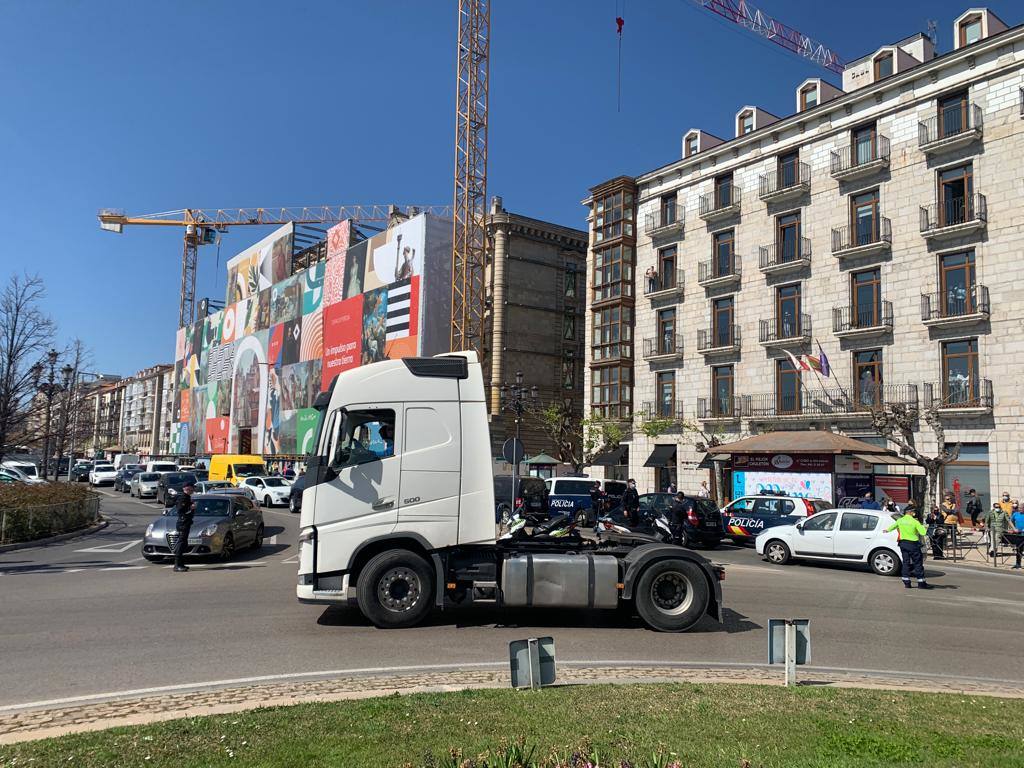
[831, 511, 880, 560]
[792, 511, 838, 558]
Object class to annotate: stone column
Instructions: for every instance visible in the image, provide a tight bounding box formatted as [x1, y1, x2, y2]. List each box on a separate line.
[489, 199, 509, 416]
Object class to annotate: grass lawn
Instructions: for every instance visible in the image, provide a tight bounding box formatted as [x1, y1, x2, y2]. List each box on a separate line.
[2, 683, 1022, 768]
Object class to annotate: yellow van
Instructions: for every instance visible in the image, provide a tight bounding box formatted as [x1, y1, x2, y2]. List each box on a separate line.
[207, 454, 266, 486]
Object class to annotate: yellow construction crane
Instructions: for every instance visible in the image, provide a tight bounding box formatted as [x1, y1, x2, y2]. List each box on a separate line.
[97, 205, 450, 328]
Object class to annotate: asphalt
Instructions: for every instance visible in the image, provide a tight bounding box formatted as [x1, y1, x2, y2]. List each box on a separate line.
[1, 487, 1022, 708]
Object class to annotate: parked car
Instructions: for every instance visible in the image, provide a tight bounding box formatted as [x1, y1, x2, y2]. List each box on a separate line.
[2, 460, 40, 481]
[543, 476, 601, 520]
[241, 476, 292, 507]
[113, 453, 141, 470]
[720, 493, 833, 545]
[194, 480, 233, 494]
[0, 468, 25, 484]
[494, 475, 548, 523]
[145, 460, 179, 474]
[142, 493, 264, 563]
[1, 463, 45, 485]
[71, 462, 93, 482]
[604, 493, 723, 548]
[288, 471, 311, 513]
[207, 454, 266, 486]
[89, 463, 117, 486]
[131, 472, 161, 499]
[755, 508, 910, 576]
[156, 471, 199, 506]
[114, 466, 144, 492]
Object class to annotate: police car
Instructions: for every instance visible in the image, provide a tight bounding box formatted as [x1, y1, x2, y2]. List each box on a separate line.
[721, 491, 833, 545]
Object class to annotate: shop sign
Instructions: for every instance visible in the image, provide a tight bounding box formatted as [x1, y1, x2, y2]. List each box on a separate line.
[733, 453, 834, 472]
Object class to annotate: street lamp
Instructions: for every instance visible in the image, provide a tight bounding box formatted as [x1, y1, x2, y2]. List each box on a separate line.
[33, 349, 65, 481]
[498, 370, 539, 514]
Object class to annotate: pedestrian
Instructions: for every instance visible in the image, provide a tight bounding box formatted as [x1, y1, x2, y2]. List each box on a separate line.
[941, 491, 959, 524]
[622, 478, 640, 527]
[697, 480, 710, 499]
[984, 501, 1015, 559]
[884, 504, 932, 589]
[173, 483, 196, 573]
[925, 506, 947, 560]
[998, 491, 1013, 515]
[1010, 504, 1024, 569]
[860, 491, 881, 511]
[964, 488, 982, 527]
[589, 481, 605, 529]
[645, 266, 658, 294]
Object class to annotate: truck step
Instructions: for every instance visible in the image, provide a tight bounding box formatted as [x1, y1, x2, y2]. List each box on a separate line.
[471, 580, 499, 603]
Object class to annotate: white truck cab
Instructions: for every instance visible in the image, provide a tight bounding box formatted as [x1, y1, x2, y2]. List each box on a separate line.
[297, 353, 724, 632]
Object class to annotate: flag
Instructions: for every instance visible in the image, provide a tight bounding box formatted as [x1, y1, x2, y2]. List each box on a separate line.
[803, 354, 823, 374]
[816, 341, 831, 377]
[783, 348, 809, 372]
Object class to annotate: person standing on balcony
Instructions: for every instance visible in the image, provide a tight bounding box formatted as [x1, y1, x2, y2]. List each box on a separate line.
[645, 266, 658, 294]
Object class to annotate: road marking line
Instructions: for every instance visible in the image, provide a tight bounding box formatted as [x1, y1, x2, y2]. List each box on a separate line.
[74, 540, 139, 554]
[280, 555, 299, 564]
[267, 535, 277, 545]
[263, 509, 296, 519]
[100, 566, 146, 571]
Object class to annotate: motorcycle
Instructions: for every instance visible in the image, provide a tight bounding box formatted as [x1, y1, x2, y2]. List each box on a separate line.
[596, 507, 674, 545]
[499, 511, 579, 541]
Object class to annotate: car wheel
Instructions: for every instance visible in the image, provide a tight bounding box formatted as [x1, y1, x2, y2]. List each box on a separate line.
[220, 534, 235, 561]
[679, 529, 694, 548]
[496, 503, 512, 526]
[289, 495, 298, 513]
[870, 548, 899, 576]
[633, 558, 709, 632]
[252, 524, 264, 550]
[264, 495, 272, 508]
[764, 539, 791, 565]
[357, 549, 435, 629]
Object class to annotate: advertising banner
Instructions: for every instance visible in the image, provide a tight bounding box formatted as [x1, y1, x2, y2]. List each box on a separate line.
[732, 453, 834, 472]
[296, 408, 321, 455]
[874, 476, 910, 503]
[732, 470, 833, 500]
[206, 417, 229, 454]
[322, 294, 363, 390]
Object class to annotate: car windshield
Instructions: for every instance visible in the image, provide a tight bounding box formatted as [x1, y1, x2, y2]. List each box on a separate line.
[203, 481, 232, 489]
[263, 478, 287, 487]
[127, 464, 145, 471]
[164, 472, 197, 485]
[166, 498, 231, 517]
[693, 498, 719, 516]
[95, 464, 113, 470]
[604, 482, 627, 496]
[140, 473, 160, 481]
[554, 480, 594, 495]
[151, 463, 177, 472]
[234, 464, 265, 478]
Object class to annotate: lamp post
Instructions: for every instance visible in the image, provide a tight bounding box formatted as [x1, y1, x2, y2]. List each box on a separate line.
[498, 370, 539, 514]
[31, 349, 67, 481]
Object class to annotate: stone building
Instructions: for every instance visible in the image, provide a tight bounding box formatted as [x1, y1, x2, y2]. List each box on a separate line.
[121, 364, 173, 459]
[486, 198, 587, 462]
[584, 8, 1020, 507]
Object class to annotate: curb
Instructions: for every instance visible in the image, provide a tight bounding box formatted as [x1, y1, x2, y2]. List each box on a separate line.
[0, 518, 108, 553]
[930, 557, 1023, 577]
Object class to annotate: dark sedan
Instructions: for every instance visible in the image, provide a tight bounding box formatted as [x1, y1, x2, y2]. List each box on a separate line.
[156, 471, 198, 507]
[71, 462, 93, 482]
[288, 471, 311, 513]
[114, 466, 144, 493]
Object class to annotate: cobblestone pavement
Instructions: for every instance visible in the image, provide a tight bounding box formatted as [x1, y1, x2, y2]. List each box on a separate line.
[4, 663, 1024, 744]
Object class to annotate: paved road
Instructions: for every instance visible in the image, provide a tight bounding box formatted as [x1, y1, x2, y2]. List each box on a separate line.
[2, 488, 1023, 708]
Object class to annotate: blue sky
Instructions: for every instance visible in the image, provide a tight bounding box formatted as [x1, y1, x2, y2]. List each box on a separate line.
[0, 0, 1011, 374]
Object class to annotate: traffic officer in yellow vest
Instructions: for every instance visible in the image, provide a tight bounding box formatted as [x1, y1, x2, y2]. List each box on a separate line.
[884, 502, 932, 589]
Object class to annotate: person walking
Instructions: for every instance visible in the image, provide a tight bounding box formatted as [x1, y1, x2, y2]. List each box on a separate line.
[622, 479, 640, 527]
[984, 500, 1016, 559]
[172, 483, 196, 573]
[697, 480, 710, 499]
[1010, 504, 1024, 569]
[884, 505, 932, 589]
[964, 488, 982, 527]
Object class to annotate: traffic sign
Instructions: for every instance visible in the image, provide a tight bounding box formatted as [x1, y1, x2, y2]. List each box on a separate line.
[502, 437, 525, 465]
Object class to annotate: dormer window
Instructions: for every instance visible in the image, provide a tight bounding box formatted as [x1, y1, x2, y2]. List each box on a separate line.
[739, 111, 754, 135]
[874, 52, 893, 81]
[685, 134, 699, 157]
[959, 15, 982, 47]
[800, 85, 818, 111]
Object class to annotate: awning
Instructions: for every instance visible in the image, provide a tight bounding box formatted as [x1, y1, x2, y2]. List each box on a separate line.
[525, 453, 559, 466]
[852, 453, 913, 466]
[644, 444, 677, 468]
[591, 445, 627, 466]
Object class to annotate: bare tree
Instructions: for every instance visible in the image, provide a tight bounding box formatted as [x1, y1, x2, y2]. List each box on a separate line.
[529, 401, 625, 473]
[870, 402, 959, 513]
[0, 274, 56, 462]
[53, 340, 94, 465]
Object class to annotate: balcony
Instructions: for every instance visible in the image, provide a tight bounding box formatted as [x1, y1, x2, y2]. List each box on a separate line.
[832, 301, 894, 338]
[643, 268, 685, 299]
[831, 218, 892, 260]
[644, 205, 684, 239]
[746, 384, 919, 423]
[696, 396, 744, 423]
[759, 314, 810, 347]
[697, 255, 742, 288]
[759, 239, 811, 275]
[640, 400, 685, 423]
[698, 186, 742, 222]
[918, 104, 983, 154]
[920, 285, 990, 327]
[697, 325, 741, 356]
[923, 379, 993, 414]
[758, 163, 810, 203]
[920, 194, 987, 240]
[830, 136, 891, 180]
[643, 333, 683, 361]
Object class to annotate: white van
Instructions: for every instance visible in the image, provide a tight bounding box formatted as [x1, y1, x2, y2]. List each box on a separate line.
[3, 460, 39, 479]
[145, 460, 178, 474]
[113, 454, 141, 470]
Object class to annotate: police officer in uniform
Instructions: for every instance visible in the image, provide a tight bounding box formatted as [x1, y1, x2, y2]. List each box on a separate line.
[173, 483, 196, 573]
[884, 503, 932, 589]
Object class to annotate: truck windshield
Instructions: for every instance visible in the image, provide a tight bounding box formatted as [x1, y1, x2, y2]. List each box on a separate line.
[233, 464, 265, 478]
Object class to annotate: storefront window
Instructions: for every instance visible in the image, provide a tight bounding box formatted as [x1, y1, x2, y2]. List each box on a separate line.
[941, 443, 989, 515]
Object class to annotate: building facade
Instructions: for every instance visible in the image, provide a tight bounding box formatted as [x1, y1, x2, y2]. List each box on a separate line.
[585, 8, 1020, 508]
[121, 364, 173, 459]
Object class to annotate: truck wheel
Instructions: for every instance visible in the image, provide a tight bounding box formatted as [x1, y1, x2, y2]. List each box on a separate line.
[634, 558, 709, 633]
[357, 550, 435, 629]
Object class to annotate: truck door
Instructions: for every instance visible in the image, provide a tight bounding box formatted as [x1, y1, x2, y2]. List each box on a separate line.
[399, 403, 461, 533]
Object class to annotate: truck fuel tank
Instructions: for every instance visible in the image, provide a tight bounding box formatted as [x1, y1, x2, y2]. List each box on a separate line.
[501, 553, 619, 609]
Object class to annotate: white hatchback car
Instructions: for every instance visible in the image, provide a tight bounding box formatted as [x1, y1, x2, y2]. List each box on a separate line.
[89, 463, 118, 486]
[241, 476, 292, 507]
[755, 509, 912, 576]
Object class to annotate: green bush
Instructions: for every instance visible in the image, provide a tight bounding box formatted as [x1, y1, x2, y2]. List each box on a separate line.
[0, 484, 100, 544]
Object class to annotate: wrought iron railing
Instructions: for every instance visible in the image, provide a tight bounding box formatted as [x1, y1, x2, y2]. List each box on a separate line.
[831, 217, 892, 252]
[643, 268, 685, 296]
[759, 238, 811, 269]
[697, 254, 741, 284]
[643, 333, 683, 359]
[699, 185, 742, 216]
[697, 396, 745, 420]
[920, 285, 989, 321]
[833, 301, 894, 333]
[830, 135, 891, 174]
[923, 378, 993, 410]
[640, 400, 685, 422]
[746, 384, 919, 419]
[918, 103, 983, 146]
[759, 314, 811, 343]
[758, 162, 810, 198]
[644, 204, 683, 234]
[919, 193, 987, 232]
[697, 325, 740, 351]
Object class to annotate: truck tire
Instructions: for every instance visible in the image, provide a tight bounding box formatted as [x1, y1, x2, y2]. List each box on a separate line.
[633, 558, 709, 633]
[357, 549, 435, 629]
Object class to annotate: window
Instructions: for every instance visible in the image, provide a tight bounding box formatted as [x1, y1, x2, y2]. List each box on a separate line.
[739, 110, 754, 135]
[562, 352, 575, 390]
[874, 52, 893, 80]
[939, 250, 977, 317]
[659, 194, 677, 227]
[840, 512, 878, 532]
[713, 229, 735, 277]
[802, 512, 837, 531]
[332, 409, 396, 468]
[712, 297, 734, 347]
[942, 338, 979, 405]
[959, 15, 982, 47]
[592, 245, 634, 302]
[593, 190, 634, 243]
[711, 365, 733, 417]
[853, 349, 883, 408]
[938, 163, 973, 227]
[851, 268, 881, 328]
[656, 371, 675, 418]
[851, 189, 879, 246]
[658, 245, 677, 290]
[776, 211, 801, 262]
[778, 150, 800, 189]
[591, 366, 631, 419]
[657, 308, 677, 354]
[563, 313, 576, 341]
[800, 84, 818, 111]
[776, 358, 801, 415]
[685, 134, 699, 157]
[776, 284, 801, 337]
[592, 305, 632, 361]
[563, 267, 576, 299]
[938, 90, 969, 139]
[714, 173, 733, 209]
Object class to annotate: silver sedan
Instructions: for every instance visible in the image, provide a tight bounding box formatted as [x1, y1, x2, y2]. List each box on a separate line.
[142, 493, 264, 563]
[130, 472, 161, 499]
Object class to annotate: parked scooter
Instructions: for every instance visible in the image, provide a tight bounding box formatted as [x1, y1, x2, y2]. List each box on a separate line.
[597, 507, 674, 545]
[499, 511, 579, 541]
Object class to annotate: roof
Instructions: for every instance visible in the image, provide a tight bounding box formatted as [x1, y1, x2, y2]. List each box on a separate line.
[710, 431, 893, 456]
[524, 453, 559, 465]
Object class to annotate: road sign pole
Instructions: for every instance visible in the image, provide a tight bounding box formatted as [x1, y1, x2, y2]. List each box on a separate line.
[784, 620, 797, 687]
